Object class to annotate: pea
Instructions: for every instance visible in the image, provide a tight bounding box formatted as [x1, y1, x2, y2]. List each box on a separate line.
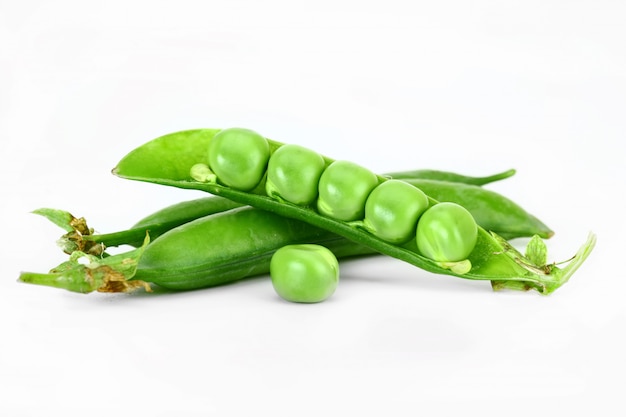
[266, 144, 326, 206]
[270, 244, 339, 303]
[363, 180, 430, 244]
[208, 127, 270, 191]
[317, 160, 379, 221]
[416, 202, 478, 262]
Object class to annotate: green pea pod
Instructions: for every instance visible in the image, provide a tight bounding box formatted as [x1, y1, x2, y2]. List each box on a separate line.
[91, 196, 242, 249]
[111, 128, 595, 294]
[18, 207, 375, 292]
[133, 207, 372, 290]
[384, 168, 517, 185]
[30, 198, 242, 254]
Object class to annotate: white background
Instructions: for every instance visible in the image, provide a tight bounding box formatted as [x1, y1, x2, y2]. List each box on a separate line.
[1, 1, 624, 416]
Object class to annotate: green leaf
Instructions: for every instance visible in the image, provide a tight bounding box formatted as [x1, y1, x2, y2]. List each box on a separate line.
[526, 235, 548, 267]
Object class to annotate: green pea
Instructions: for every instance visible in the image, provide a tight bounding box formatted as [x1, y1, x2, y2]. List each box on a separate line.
[317, 160, 379, 221]
[266, 144, 326, 206]
[416, 202, 478, 262]
[270, 244, 339, 303]
[208, 127, 270, 191]
[363, 180, 430, 244]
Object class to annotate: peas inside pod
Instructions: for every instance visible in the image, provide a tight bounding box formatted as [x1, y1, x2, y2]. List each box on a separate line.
[316, 160, 380, 221]
[201, 127, 481, 272]
[361, 179, 430, 244]
[207, 127, 270, 191]
[416, 202, 478, 273]
[265, 144, 326, 206]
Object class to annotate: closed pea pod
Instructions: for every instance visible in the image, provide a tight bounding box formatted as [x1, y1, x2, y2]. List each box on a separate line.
[317, 160, 379, 221]
[266, 144, 326, 206]
[126, 206, 376, 291]
[119, 196, 242, 246]
[208, 127, 270, 191]
[134, 207, 337, 290]
[362, 180, 430, 244]
[54, 196, 244, 250]
[19, 206, 374, 293]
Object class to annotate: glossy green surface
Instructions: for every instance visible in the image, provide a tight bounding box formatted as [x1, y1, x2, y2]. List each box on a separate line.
[317, 160, 380, 221]
[416, 202, 478, 262]
[77, 196, 243, 248]
[362, 180, 430, 244]
[270, 244, 339, 303]
[384, 168, 516, 185]
[266, 144, 326, 206]
[208, 128, 270, 190]
[134, 207, 368, 290]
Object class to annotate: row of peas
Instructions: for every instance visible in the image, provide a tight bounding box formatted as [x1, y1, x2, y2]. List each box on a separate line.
[197, 128, 478, 302]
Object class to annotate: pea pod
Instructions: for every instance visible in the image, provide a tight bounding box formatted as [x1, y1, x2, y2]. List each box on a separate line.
[384, 168, 516, 185]
[111, 128, 595, 294]
[33, 197, 244, 254]
[92, 196, 241, 248]
[134, 207, 363, 290]
[19, 207, 374, 292]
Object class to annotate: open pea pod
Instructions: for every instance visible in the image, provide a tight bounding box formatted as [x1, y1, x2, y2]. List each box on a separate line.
[113, 129, 595, 294]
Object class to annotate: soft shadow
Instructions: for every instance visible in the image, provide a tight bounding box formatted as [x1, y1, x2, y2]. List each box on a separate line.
[69, 274, 269, 305]
[338, 256, 492, 294]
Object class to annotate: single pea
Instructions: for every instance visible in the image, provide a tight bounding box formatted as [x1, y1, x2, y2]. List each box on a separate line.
[208, 127, 270, 191]
[317, 160, 379, 221]
[266, 144, 326, 206]
[363, 180, 430, 244]
[416, 202, 478, 262]
[270, 244, 339, 303]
